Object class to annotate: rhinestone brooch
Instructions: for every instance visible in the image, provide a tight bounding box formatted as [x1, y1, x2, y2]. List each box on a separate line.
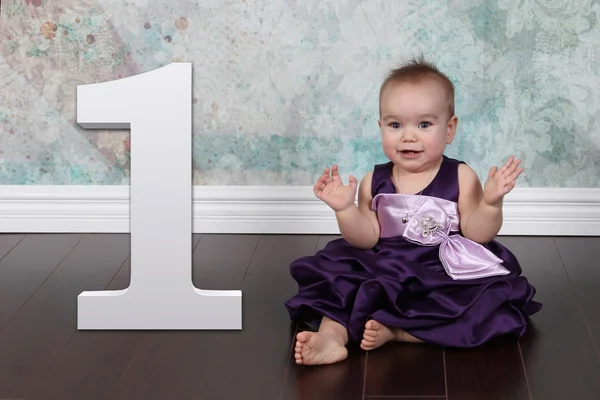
[418, 215, 443, 237]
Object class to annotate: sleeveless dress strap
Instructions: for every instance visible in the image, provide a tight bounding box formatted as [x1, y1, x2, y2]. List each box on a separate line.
[370, 156, 465, 203]
[421, 156, 464, 203]
[371, 162, 396, 198]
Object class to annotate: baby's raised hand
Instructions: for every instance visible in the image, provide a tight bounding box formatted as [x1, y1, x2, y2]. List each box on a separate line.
[313, 165, 358, 212]
[483, 156, 523, 207]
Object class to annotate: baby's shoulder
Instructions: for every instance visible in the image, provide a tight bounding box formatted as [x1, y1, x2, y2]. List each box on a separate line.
[359, 169, 375, 196]
[359, 164, 391, 202]
[457, 162, 480, 187]
[456, 162, 483, 208]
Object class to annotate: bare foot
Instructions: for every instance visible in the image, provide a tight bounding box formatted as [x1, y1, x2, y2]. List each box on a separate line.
[294, 330, 348, 365]
[361, 320, 423, 350]
[360, 320, 399, 350]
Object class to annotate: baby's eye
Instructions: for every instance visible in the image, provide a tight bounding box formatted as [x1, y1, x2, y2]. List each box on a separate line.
[389, 122, 401, 129]
[419, 121, 431, 128]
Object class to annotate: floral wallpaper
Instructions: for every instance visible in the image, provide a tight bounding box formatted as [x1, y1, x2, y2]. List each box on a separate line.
[0, 0, 599, 187]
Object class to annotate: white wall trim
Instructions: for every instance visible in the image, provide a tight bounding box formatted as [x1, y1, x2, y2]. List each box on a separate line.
[0, 185, 599, 236]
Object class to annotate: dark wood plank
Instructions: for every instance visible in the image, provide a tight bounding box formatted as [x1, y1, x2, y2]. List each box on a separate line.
[0, 234, 129, 399]
[246, 234, 319, 274]
[445, 338, 530, 400]
[0, 234, 84, 330]
[364, 344, 446, 397]
[11, 233, 600, 400]
[26, 234, 203, 400]
[26, 257, 139, 400]
[27, 262, 143, 400]
[315, 235, 342, 252]
[193, 233, 259, 276]
[193, 274, 298, 400]
[554, 237, 600, 355]
[280, 344, 366, 400]
[496, 236, 600, 400]
[0, 234, 24, 260]
[110, 330, 220, 400]
[192, 233, 253, 293]
[105, 234, 258, 400]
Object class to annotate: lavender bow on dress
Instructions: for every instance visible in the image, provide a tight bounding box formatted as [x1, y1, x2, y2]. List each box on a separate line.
[402, 198, 510, 280]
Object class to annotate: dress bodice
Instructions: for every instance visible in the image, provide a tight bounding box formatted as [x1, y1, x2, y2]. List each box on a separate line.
[368, 156, 511, 280]
[371, 193, 460, 239]
[370, 155, 463, 203]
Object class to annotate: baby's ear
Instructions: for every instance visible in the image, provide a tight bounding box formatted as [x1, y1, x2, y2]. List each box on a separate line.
[446, 115, 458, 143]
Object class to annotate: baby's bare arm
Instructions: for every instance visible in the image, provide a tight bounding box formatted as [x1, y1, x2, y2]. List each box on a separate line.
[458, 164, 503, 243]
[335, 171, 380, 249]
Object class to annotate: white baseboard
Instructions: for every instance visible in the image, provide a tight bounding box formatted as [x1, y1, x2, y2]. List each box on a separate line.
[0, 185, 599, 236]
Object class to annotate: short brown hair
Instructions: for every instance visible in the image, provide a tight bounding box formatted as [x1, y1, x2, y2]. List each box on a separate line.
[379, 55, 455, 117]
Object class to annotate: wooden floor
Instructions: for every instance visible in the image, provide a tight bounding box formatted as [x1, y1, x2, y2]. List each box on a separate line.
[0, 233, 599, 399]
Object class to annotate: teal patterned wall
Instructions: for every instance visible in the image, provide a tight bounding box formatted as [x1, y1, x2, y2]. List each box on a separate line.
[1, 0, 599, 187]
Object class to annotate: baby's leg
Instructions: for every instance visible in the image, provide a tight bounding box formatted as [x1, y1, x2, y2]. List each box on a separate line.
[294, 316, 349, 365]
[361, 320, 423, 351]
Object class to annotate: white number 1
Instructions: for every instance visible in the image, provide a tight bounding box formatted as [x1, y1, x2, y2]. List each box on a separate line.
[76, 62, 242, 330]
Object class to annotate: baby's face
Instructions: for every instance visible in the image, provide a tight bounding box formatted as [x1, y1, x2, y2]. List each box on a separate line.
[378, 79, 457, 172]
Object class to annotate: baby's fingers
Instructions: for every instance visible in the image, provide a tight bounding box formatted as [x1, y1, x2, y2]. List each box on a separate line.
[348, 175, 358, 189]
[506, 158, 521, 174]
[331, 165, 342, 182]
[497, 156, 514, 174]
[503, 156, 523, 174]
[319, 167, 332, 185]
[313, 181, 323, 196]
[314, 173, 328, 192]
[507, 166, 524, 182]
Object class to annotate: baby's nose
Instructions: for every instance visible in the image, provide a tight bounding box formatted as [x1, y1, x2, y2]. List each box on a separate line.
[402, 130, 418, 140]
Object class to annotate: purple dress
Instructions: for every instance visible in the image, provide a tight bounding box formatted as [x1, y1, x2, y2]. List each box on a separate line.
[284, 156, 542, 348]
